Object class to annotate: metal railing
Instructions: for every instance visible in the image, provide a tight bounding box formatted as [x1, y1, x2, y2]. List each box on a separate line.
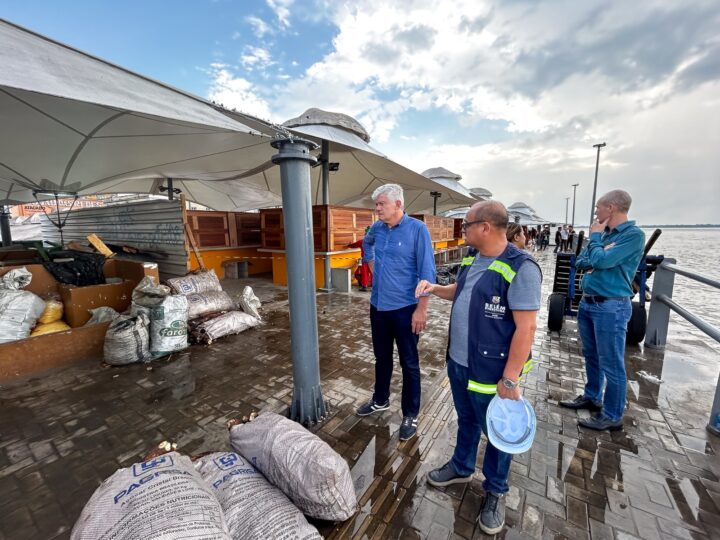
[644, 258, 720, 436]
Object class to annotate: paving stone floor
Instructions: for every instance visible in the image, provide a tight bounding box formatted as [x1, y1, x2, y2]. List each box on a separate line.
[0, 252, 719, 540]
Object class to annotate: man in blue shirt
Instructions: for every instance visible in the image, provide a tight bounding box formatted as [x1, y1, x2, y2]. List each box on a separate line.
[560, 189, 645, 431]
[355, 184, 436, 441]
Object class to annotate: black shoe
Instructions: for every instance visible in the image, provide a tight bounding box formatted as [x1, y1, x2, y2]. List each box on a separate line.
[427, 461, 472, 487]
[559, 395, 602, 411]
[399, 416, 418, 441]
[478, 492, 506, 535]
[356, 399, 389, 417]
[579, 413, 623, 431]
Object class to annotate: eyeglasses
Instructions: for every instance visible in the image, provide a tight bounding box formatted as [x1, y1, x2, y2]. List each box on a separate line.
[460, 219, 486, 231]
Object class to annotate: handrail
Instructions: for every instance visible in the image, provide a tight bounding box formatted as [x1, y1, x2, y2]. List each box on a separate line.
[644, 258, 720, 436]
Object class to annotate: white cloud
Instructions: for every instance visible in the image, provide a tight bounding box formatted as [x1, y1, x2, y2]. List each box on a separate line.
[206, 64, 274, 120]
[267, 0, 293, 28]
[240, 46, 274, 70]
[245, 15, 271, 38]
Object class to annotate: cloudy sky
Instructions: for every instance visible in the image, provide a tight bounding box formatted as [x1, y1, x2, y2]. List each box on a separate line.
[3, 0, 719, 224]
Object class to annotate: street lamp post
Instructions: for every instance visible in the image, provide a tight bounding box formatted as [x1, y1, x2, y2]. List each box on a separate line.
[564, 197, 570, 225]
[571, 183, 579, 228]
[590, 142, 606, 225]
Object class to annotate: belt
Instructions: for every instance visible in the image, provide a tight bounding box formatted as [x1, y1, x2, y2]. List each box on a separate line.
[582, 295, 628, 304]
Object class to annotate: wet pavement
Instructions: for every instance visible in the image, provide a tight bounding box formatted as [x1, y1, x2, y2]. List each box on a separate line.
[1, 253, 719, 539]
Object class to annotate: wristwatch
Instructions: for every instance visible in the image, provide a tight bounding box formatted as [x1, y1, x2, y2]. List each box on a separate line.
[501, 377, 519, 390]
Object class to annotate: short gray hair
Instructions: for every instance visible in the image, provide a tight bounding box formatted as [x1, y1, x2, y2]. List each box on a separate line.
[372, 184, 404, 208]
[599, 189, 632, 213]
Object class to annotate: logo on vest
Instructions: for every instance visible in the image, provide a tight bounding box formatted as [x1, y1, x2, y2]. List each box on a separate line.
[484, 296, 506, 319]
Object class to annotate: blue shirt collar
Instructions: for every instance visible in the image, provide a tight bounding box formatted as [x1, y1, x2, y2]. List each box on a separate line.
[384, 212, 407, 229]
[607, 219, 635, 234]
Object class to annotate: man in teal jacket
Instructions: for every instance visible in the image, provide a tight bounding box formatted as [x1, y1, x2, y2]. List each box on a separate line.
[560, 189, 645, 430]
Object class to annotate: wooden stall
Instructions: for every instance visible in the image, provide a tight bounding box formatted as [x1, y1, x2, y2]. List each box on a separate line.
[260, 205, 375, 251]
[185, 209, 271, 278]
[410, 214, 455, 241]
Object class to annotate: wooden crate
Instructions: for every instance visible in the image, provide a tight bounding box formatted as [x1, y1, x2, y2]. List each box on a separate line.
[187, 210, 262, 247]
[261, 205, 375, 251]
[410, 214, 455, 242]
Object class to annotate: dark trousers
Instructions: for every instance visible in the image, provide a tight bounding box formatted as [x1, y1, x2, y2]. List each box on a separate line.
[370, 304, 421, 417]
[448, 360, 512, 493]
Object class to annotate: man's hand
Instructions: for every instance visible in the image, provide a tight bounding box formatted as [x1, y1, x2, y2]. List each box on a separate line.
[496, 379, 522, 400]
[412, 305, 427, 334]
[590, 218, 608, 234]
[415, 279, 435, 298]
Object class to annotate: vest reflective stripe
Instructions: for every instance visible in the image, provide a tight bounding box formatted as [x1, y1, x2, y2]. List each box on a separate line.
[461, 256, 474, 267]
[467, 358, 533, 394]
[488, 260, 516, 283]
[467, 380, 497, 394]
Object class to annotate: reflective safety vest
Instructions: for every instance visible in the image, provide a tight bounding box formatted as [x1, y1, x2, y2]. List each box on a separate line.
[447, 243, 540, 394]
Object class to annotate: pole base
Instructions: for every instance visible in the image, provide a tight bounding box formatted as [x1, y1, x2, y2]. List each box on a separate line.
[290, 385, 329, 426]
[318, 287, 334, 293]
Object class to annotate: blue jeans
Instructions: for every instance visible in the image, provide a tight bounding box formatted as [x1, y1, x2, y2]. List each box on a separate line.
[448, 359, 512, 494]
[370, 304, 421, 417]
[577, 298, 632, 422]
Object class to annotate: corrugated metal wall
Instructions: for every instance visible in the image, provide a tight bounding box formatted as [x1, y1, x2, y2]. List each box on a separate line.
[41, 200, 188, 279]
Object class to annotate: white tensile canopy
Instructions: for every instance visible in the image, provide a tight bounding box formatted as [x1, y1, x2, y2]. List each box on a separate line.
[0, 20, 475, 214]
[0, 18, 282, 209]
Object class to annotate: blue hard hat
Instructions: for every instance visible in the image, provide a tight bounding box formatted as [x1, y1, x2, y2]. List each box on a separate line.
[486, 395, 536, 454]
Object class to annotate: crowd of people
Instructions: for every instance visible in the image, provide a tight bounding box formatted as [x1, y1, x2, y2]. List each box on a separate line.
[353, 183, 643, 534]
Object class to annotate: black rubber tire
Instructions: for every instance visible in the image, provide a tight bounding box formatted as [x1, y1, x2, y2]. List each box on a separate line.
[626, 301, 647, 345]
[548, 292, 566, 331]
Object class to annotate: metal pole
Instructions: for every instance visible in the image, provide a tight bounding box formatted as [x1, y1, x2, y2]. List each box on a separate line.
[571, 183, 579, 228]
[167, 178, 174, 201]
[271, 137, 328, 425]
[644, 258, 676, 349]
[709, 372, 720, 436]
[320, 140, 333, 292]
[430, 191, 441, 216]
[589, 143, 606, 226]
[0, 206, 12, 247]
[564, 197, 569, 225]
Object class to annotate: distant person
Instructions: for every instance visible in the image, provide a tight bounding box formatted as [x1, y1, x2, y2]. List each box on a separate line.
[540, 227, 550, 251]
[568, 226, 577, 251]
[356, 183, 436, 441]
[554, 227, 562, 253]
[560, 189, 645, 431]
[415, 201, 541, 535]
[560, 225, 569, 251]
[506, 223, 526, 250]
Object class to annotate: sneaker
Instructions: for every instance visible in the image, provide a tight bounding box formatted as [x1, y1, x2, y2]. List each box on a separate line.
[578, 413, 623, 431]
[356, 399, 390, 417]
[477, 492, 506, 535]
[427, 461, 472, 487]
[399, 416, 418, 441]
[558, 395, 602, 411]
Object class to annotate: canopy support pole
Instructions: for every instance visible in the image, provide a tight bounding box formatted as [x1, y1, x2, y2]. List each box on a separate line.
[167, 178, 174, 201]
[319, 140, 333, 292]
[0, 206, 11, 247]
[431, 191, 441, 216]
[272, 137, 328, 425]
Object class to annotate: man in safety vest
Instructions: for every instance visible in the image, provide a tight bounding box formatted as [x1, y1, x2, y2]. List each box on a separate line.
[415, 200, 542, 535]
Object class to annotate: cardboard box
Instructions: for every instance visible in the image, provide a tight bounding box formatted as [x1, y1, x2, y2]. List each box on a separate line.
[0, 258, 159, 381]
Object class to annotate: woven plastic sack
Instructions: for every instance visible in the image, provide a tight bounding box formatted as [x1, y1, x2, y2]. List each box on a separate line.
[0, 290, 46, 344]
[70, 452, 231, 540]
[167, 269, 222, 296]
[38, 299, 64, 324]
[187, 290, 235, 320]
[192, 311, 260, 344]
[30, 320, 71, 337]
[85, 307, 120, 326]
[1, 267, 33, 290]
[229, 412, 357, 521]
[238, 286, 262, 319]
[104, 313, 150, 365]
[131, 276, 171, 309]
[149, 295, 188, 355]
[194, 452, 321, 540]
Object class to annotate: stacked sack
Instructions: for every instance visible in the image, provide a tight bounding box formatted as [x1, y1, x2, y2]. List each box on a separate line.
[0, 268, 46, 343]
[168, 270, 261, 344]
[103, 276, 189, 366]
[71, 414, 358, 539]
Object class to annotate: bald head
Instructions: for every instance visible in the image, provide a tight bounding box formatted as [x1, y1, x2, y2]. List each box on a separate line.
[468, 201, 509, 230]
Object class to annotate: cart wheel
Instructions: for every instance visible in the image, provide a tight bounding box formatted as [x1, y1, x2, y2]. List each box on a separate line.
[626, 301, 646, 345]
[548, 292, 566, 331]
